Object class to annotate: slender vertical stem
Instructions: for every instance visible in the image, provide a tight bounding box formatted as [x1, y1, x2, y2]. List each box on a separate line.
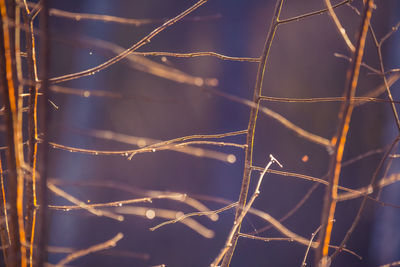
[21, 1, 39, 265]
[220, 1, 284, 266]
[315, 1, 374, 266]
[35, 0, 50, 266]
[0, 0, 26, 266]
[0, 156, 10, 267]
[14, 1, 28, 264]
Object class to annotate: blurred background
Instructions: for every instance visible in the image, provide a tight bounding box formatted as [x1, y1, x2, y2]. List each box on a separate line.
[24, 0, 400, 266]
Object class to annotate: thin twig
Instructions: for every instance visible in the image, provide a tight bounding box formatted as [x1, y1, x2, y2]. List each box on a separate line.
[251, 166, 399, 207]
[49, 193, 186, 210]
[50, 178, 220, 221]
[116, 206, 214, 238]
[90, 128, 245, 163]
[342, 146, 389, 167]
[324, 0, 355, 52]
[150, 202, 238, 231]
[25, 0, 41, 20]
[259, 95, 400, 104]
[346, 2, 400, 130]
[55, 233, 123, 266]
[247, 206, 360, 259]
[47, 183, 124, 221]
[370, 24, 400, 131]
[379, 21, 400, 46]
[47, 140, 244, 158]
[238, 233, 292, 242]
[212, 155, 282, 266]
[334, 53, 381, 74]
[252, 166, 400, 207]
[278, 0, 349, 25]
[203, 86, 332, 149]
[37, 129, 244, 163]
[191, 193, 360, 259]
[251, 167, 344, 191]
[133, 51, 259, 62]
[301, 224, 322, 267]
[50, 39, 219, 87]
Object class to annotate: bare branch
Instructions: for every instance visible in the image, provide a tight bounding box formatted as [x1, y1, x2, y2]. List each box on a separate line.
[116, 206, 214, 238]
[47, 0, 210, 84]
[278, 0, 350, 25]
[150, 202, 237, 232]
[56, 233, 123, 266]
[317, 2, 374, 265]
[134, 51, 260, 62]
[212, 155, 282, 266]
[47, 183, 124, 221]
[49, 193, 187, 210]
[324, 0, 355, 52]
[301, 224, 324, 267]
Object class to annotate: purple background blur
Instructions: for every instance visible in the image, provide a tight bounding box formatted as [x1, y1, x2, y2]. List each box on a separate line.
[38, 0, 400, 266]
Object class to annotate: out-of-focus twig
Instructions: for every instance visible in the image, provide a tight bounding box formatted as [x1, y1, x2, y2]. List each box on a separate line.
[55, 233, 123, 267]
[324, 0, 355, 52]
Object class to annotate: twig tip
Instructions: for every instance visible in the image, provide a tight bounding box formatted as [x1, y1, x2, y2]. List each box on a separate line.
[269, 154, 283, 168]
